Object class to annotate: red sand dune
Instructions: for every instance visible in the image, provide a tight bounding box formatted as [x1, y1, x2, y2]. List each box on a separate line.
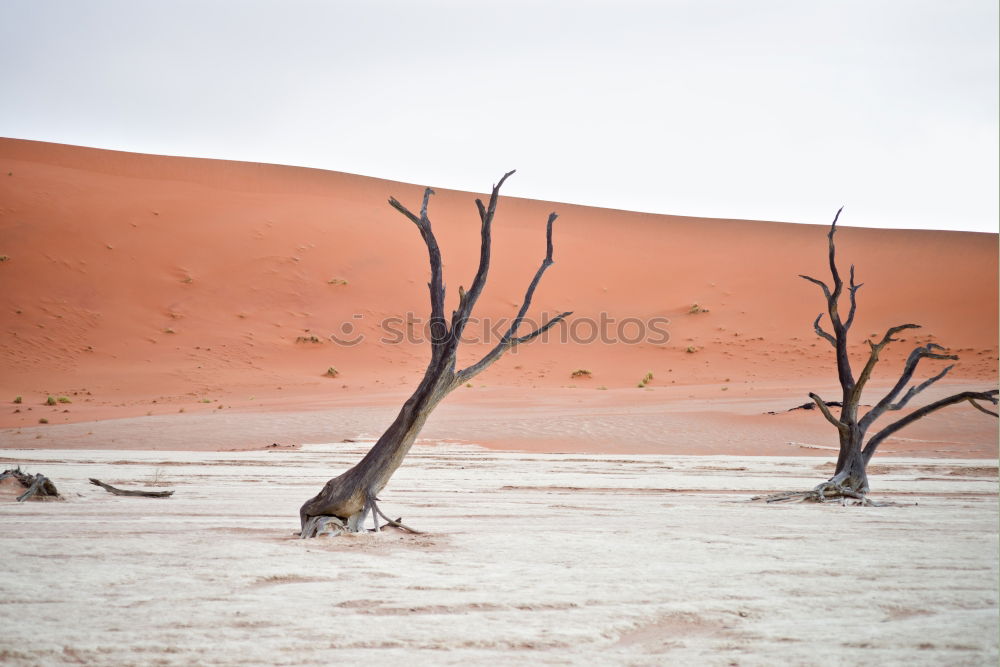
[0, 139, 996, 453]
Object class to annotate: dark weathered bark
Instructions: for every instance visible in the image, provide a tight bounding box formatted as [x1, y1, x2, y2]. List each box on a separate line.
[89, 478, 174, 498]
[1, 468, 61, 501]
[795, 212, 998, 499]
[299, 172, 570, 537]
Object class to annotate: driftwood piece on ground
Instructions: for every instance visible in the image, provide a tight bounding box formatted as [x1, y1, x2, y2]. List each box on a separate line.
[1, 468, 62, 501]
[767, 401, 846, 415]
[89, 478, 174, 498]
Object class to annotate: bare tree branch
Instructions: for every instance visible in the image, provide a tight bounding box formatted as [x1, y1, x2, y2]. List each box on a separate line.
[968, 398, 999, 417]
[809, 392, 848, 434]
[456, 212, 562, 384]
[449, 170, 515, 345]
[826, 207, 845, 304]
[800, 274, 832, 301]
[811, 313, 837, 347]
[858, 341, 956, 430]
[802, 208, 856, 392]
[389, 189, 447, 349]
[511, 310, 573, 345]
[888, 364, 955, 411]
[850, 323, 922, 406]
[862, 389, 999, 463]
[387, 196, 421, 226]
[843, 265, 863, 331]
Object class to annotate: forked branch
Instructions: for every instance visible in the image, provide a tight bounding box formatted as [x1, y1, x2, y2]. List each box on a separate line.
[862, 389, 999, 462]
[800, 208, 855, 390]
[808, 392, 848, 434]
[850, 323, 922, 405]
[449, 170, 516, 345]
[456, 212, 572, 384]
[968, 398, 999, 417]
[859, 341, 958, 430]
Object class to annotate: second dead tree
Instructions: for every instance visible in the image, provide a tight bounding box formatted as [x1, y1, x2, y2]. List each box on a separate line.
[766, 210, 997, 504]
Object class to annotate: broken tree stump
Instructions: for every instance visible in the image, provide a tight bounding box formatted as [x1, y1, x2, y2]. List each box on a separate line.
[0, 468, 62, 502]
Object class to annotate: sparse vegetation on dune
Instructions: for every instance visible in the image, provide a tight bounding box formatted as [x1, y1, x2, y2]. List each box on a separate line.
[689, 303, 709, 314]
[295, 335, 322, 344]
[324, 367, 339, 378]
[638, 371, 654, 388]
[570, 369, 592, 378]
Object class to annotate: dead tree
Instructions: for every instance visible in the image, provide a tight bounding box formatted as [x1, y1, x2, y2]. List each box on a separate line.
[299, 171, 570, 537]
[1, 468, 61, 501]
[765, 210, 997, 504]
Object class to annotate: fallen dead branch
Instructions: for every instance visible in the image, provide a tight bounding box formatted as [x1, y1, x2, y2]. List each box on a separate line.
[89, 478, 174, 498]
[1, 468, 62, 502]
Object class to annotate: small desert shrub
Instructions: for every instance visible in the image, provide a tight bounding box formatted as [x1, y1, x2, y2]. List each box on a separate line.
[327, 278, 349, 286]
[571, 369, 592, 378]
[57, 396, 71, 404]
[0, 255, 10, 262]
[163, 327, 176, 334]
[597, 385, 608, 390]
[689, 303, 709, 314]
[45, 396, 57, 406]
[638, 371, 654, 388]
[199, 399, 212, 403]
[685, 346, 698, 354]
[38, 418, 48, 424]
[295, 335, 322, 344]
[13, 396, 22, 404]
[324, 367, 339, 378]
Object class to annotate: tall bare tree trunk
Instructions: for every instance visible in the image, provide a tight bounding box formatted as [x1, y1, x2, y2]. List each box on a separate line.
[299, 172, 571, 536]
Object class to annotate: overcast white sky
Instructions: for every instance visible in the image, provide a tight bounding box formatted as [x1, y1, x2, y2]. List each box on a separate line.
[1, 1, 996, 232]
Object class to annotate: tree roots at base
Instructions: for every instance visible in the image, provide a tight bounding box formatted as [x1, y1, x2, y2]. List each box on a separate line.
[752, 481, 898, 507]
[299, 497, 423, 538]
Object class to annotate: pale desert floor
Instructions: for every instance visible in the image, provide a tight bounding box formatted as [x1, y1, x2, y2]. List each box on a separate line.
[1, 443, 996, 666]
